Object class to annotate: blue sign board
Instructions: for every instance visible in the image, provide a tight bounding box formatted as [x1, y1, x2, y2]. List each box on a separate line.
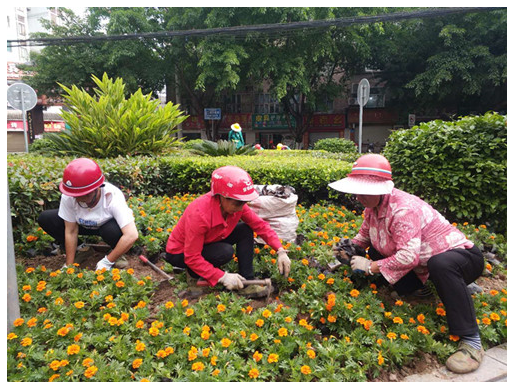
[204, 108, 221, 120]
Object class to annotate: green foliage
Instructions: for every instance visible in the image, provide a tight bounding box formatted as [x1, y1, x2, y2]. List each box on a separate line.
[313, 138, 359, 154]
[181, 139, 205, 150]
[7, 153, 352, 250]
[44, 73, 187, 158]
[190, 140, 257, 156]
[384, 112, 507, 233]
[28, 135, 59, 155]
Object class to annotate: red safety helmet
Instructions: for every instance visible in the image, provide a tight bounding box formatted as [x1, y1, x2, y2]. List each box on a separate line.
[59, 158, 105, 197]
[211, 166, 259, 201]
[348, 154, 392, 180]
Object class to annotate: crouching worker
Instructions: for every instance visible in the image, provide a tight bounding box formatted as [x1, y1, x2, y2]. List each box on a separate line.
[38, 158, 138, 271]
[328, 154, 485, 374]
[164, 165, 291, 298]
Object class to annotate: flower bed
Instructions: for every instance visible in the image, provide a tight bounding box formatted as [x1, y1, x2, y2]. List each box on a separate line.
[9, 196, 507, 381]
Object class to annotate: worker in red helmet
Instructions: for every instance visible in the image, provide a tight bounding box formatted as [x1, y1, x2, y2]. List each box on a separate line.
[164, 165, 291, 298]
[329, 154, 485, 374]
[38, 158, 138, 271]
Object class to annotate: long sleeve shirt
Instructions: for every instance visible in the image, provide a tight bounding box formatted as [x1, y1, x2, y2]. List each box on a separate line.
[228, 130, 245, 149]
[352, 188, 473, 284]
[166, 192, 282, 285]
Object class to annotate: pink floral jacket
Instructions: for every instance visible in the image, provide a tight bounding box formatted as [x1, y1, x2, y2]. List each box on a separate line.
[352, 188, 473, 284]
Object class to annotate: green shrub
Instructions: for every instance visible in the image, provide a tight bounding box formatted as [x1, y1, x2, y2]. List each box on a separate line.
[384, 112, 507, 233]
[8, 153, 353, 249]
[28, 135, 59, 155]
[314, 138, 358, 155]
[44, 73, 187, 158]
[190, 140, 257, 156]
[181, 138, 204, 150]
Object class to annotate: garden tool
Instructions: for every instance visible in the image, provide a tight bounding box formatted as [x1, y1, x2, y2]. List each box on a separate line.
[139, 255, 174, 282]
[197, 278, 273, 302]
[329, 239, 366, 271]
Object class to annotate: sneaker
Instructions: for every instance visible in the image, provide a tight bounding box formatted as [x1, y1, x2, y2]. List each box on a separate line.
[237, 284, 272, 299]
[74, 245, 95, 265]
[446, 342, 484, 374]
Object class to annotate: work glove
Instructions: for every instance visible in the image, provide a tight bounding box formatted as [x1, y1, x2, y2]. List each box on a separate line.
[96, 255, 115, 271]
[218, 272, 245, 290]
[277, 249, 291, 277]
[350, 255, 371, 274]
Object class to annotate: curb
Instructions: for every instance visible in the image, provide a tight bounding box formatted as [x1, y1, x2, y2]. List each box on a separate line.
[404, 343, 507, 382]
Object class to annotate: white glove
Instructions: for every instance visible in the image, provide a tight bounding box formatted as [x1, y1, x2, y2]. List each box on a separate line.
[277, 249, 291, 277]
[96, 255, 115, 271]
[218, 272, 246, 290]
[350, 256, 371, 274]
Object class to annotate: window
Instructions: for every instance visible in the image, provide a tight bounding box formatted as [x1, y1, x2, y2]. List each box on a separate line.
[224, 93, 252, 113]
[349, 85, 385, 108]
[254, 93, 280, 114]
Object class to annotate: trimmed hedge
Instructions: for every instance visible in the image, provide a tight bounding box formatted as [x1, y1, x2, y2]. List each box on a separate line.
[7, 152, 353, 246]
[384, 112, 507, 234]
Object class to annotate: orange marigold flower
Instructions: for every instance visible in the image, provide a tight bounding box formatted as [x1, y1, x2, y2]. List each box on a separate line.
[278, 327, 288, 337]
[436, 308, 446, 316]
[132, 359, 143, 369]
[393, 317, 403, 324]
[192, 362, 205, 371]
[490, 313, 501, 321]
[482, 317, 492, 325]
[489, 290, 499, 296]
[253, 351, 263, 362]
[74, 301, 85, 309]
[82, 358, 94, 367]
[326, 278, 335, 285]
[400, 334, 409, 340]
[248, 368, 259, 379]
[67, 344, 80, 355]
[301, 365, 312, 375]
[417, 313, 425, 324]
[378, 352, 384, 365]
[221, 338, 232, 348]
[212, 369, 220, 376]
[13, 318, 24, 327]
[217, 304, 226, 312]
[267, 353, 279, 363]
[386, 332, 397, 340]
[255, 319, 264, 327]
[417, 325, 430, 335]
[449, 335, 460, 341]
[307, 349, 316, 359]
[350, 289, 360, 298]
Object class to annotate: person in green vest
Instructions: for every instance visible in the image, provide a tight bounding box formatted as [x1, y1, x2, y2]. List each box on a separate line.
[228, 123, 245, 149]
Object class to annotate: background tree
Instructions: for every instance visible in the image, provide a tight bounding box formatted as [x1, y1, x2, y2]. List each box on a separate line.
[370, 9, 507, 121]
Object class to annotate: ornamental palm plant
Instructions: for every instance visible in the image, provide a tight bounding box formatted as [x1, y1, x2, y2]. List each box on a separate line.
[45, 73, 187, 158]
[190, 139, 256, 156]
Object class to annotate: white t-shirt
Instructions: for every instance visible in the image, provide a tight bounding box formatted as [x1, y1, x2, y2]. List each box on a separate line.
[58, 182, 134, 230]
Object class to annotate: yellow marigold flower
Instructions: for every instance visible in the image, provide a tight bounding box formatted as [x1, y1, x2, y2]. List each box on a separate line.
[253, 351, 263, 362]
[301, 365, 312, 375]
[378, 352, 384, 365]
[181, 299, 189, 307]
[22, 285, 31, 291]
[482, 317, 492, 325]
[326, 278, 335, 285]
[250, 333, 258, 341]
[202, 348, 210, 357]
[301, 259, 309, 266]
[221, 338, 232, 348]
[350, 289, 360, 298]
[67, 344, 80, 355]
[262, 309, 272, 318]
[400, 334, 409, 340]
[212, 369, 220, 376]
[135, 320, 145, 329]
[267, 353, 279, 363]
[210, 355, 218, 366]
[248, 368, 259, 379]
[183, 326, 191, 335]
[217, 304, 226, 312]
[135, 341, 146, 351]
[74, 301, 85, 309]
[132, 359, 143, 369]
[49, 360, 61, 371]
[240, 330, 247, 338]
[345, 336, 351, 343]
[13, 318, 24, 327]
[363, 320, 373, 331]
[82, 358, 94, 367]
[489, 289, 499, 296]
[278, 327, 288, 337]
[165, 347, 174, 355]
[8, 333, 18, 340]
[149, 327, 159, 337]
[115, 281, 125, 288]
[376, 338, 383, 345]
[327, 315, 337, 323]
[96, 275, 105, 282]
[186, 308, 194, 317]
[284, 316, 292, 323]
[49, 374, 60, 382]
[57, 327, 69, 337]
[386, 332, 397, 340]
[192, 362, 205, 371]
[22, 293, 31, 302]
[393, 316, 403, 324]
[165, 301, 174, 309]
[306, 349, 316, 359]
[318, 273, 325, 280]
[255, 319, 264, 327]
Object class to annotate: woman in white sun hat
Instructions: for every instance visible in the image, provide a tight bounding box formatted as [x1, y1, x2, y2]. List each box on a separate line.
[329, 153, 485, 374]
[228, 123, 245, 149]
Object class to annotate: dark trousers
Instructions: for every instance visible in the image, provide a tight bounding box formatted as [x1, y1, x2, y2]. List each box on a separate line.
[38, 209, 123, 249]
[165, 222, 255, 279]
[369, 245, 484, 336]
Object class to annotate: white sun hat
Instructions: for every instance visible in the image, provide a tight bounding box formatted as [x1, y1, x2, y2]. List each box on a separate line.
[329, 154, 394, 195]
[231, 123, 242, 132]
[328, 175, 394, 195]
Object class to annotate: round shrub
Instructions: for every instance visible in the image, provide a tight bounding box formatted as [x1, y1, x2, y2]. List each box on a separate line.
[313, 138, 358, 154]
[384, 112, 506, 233]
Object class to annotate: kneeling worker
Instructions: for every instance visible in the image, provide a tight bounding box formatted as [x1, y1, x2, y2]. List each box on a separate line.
[164, 165, 291, 298]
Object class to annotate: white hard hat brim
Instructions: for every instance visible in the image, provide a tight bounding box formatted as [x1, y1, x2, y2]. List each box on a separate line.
[328, 177, 394, 195]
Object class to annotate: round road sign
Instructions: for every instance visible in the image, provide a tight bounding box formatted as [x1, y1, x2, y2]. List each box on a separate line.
[357, 78, 370, 107]
[7, 83, 37, 111]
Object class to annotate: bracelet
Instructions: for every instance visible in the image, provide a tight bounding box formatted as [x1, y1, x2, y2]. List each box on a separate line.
[367, 264, 374, 276]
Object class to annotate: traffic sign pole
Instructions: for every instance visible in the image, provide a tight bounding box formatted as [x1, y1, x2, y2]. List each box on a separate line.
[357, 79, 370, 154]
[7, 83, 38, 153]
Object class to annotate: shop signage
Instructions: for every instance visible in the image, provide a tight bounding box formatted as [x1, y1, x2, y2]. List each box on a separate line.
[347, 109, 398, 124]
[309, 114, 345, 130]
[252, 113, 295, 130]
[220, 113, 252, 129]
[182, 116, 206, 130]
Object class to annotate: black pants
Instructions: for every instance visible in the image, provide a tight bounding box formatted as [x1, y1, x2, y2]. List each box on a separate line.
[165, 222, 255, 279]
[38, 209, 123, 249]
[370, 245, 484, 336]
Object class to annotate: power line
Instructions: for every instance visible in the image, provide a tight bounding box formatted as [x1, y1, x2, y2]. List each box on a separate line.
[8, 7, 504, 48]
